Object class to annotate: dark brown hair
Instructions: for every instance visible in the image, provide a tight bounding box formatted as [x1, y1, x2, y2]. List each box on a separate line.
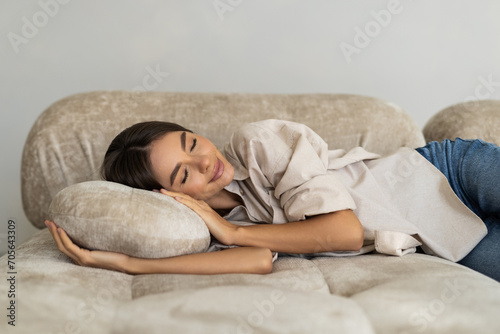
[101, 121, 192, 190]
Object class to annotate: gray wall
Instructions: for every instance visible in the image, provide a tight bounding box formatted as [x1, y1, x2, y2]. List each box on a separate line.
[1, 0, 500, 255]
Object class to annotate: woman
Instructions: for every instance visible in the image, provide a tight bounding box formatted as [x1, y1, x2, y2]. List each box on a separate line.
[46, 119, 500, 280]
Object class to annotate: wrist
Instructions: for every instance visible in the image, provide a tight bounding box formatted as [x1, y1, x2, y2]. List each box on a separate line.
[114, 254, 134, 274]
[230, 225, 248, 247]
[211, 217, 241, 246]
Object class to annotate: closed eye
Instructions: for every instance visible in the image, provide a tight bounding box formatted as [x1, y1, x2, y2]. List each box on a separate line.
[180, 138, 197, 185]
[182, 168, 189, 184]
[190, 138, 197, 152]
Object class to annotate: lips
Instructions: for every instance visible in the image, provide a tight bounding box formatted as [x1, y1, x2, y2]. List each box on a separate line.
[210, 158, 224, 182]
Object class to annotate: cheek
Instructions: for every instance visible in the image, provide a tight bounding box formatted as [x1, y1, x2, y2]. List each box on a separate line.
[185, 178, 208, 199]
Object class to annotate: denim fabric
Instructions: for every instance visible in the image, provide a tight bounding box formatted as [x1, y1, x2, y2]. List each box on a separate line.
[416, 138, 500, 281]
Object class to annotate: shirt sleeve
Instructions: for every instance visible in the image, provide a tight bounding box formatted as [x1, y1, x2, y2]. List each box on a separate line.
[225, 120, 357, 222]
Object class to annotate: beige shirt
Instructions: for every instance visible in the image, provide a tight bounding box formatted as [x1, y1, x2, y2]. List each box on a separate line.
[214, 120, 487, 262]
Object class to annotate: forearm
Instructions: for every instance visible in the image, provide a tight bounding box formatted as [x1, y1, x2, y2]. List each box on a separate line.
[121, 247, 273, 275]
[232, 210, 364, 254]
[158, 191, 363, 256]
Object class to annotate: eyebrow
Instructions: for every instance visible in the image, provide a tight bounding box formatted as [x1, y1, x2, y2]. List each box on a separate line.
[169, 132, 186, 186]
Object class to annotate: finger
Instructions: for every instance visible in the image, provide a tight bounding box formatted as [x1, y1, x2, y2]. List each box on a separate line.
[46, 221, 78, 260]
[45, 219, 56, 229]
[45, 219, 56, 226]
[57, 228, 77, 252]
[160, 188, 192, 197]
[159, 189, 183, 197]
[56, 228, 83, 260]
[45, 220, 65, 250]
[160, 189, 195, 203]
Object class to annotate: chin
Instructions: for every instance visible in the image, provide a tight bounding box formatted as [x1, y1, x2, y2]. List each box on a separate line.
[224, 163, 235, 182]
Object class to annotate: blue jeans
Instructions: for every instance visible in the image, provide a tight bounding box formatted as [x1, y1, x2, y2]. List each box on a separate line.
[416, 138, 500, 281]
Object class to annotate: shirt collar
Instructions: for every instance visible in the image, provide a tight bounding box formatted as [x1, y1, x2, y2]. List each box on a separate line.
[223, 148, 248, 181]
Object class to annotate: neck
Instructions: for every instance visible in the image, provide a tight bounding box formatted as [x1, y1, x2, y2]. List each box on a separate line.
[205, 189, 242, 210]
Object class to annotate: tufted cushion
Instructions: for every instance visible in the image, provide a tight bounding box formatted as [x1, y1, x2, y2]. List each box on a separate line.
[423, 100, 500, 144]
[22, 91, 424, 228]
[48, 181, 210, 258]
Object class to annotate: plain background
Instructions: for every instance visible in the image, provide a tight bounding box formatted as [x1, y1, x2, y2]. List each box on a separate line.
[1, 0, 500, 256]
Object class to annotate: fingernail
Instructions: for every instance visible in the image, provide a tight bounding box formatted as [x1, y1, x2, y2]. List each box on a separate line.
[44, 220, 49, 227]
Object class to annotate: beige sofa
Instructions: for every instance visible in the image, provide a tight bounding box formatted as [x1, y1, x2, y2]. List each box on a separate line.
[2, 91, 500, 334]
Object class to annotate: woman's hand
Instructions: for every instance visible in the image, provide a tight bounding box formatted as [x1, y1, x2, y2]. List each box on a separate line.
[45, 220, 130, 272]
[159, 189, 238, 246]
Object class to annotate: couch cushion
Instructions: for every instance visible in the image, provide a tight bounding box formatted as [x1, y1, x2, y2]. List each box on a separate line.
[423, 99, 500, 144]
[113, 286, 375, 334]
[48, 181, 210, 258]
[131, 256, 329, 299]
[313, 254, 500, 334]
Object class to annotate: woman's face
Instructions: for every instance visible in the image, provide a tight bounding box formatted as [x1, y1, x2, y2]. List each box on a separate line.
[149, 131, 234, 201]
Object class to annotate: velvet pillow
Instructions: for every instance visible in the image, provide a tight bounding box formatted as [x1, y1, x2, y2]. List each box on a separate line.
[48, 181, 210, 258]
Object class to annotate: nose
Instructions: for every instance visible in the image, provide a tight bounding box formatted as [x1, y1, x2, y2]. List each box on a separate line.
[193, 154, 210, 174]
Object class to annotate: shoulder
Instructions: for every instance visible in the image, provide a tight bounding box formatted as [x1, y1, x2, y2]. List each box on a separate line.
[224, 120, 304, 172]
[225, 119, 327, 169]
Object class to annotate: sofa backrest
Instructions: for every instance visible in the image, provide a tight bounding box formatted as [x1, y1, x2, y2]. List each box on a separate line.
[21, 91, 425, 228]
[423, 100, 500, 145]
